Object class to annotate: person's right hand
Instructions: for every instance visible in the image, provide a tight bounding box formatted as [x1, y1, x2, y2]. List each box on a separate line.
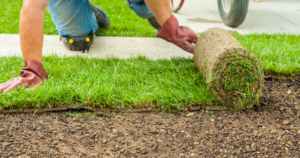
[156, 15, 199, 54]
[0, 60, 48, 93]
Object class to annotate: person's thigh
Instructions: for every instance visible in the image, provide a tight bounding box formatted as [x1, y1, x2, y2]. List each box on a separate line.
[127, 0, 154, 19]
[47, 0, 98, 37]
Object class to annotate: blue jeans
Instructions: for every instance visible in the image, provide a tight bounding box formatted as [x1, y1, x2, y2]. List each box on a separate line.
[47, 0, 153, 37]
[126, 0, 154, 19]
[47, 0, 98, 37]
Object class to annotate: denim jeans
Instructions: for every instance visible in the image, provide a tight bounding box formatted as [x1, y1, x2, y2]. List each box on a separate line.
[47, 0, 98, 37]
[126, 0, 154, 19]
[47, 0, 153, 37]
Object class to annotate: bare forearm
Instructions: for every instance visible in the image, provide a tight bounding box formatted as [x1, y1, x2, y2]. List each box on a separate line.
[144, 0, 172, 26]
[19, 0, 49, 63]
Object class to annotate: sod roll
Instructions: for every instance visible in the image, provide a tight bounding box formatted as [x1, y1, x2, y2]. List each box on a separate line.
[194, 27, 264, 108]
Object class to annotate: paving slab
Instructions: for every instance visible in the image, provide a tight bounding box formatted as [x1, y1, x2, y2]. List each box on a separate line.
[0, 34, 192, 59]
[174, 0, 300, 34]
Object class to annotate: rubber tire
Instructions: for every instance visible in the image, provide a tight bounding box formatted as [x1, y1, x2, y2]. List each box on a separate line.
[169, 0, 185, 13]
[218, 0, 249, 27]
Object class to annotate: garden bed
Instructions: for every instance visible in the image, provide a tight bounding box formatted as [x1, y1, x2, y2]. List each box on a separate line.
[0, 78, 299, 157]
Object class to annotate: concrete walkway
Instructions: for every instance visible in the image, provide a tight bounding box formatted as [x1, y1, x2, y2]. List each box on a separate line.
[174, 0, 300, 34]
[0, 34, 192, 59]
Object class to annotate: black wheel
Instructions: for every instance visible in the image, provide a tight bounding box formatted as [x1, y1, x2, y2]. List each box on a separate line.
[218, 0, 249, 27]
[169, 0, 185, 13]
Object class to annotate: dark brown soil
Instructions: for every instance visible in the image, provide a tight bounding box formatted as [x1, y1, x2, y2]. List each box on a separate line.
[0, 79, 300, 158]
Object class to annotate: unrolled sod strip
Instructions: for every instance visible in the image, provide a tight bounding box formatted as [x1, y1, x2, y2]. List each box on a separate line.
[194, 27, 264, 108]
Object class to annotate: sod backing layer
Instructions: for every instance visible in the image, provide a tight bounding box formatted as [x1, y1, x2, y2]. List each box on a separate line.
[194, 27, 264, 108]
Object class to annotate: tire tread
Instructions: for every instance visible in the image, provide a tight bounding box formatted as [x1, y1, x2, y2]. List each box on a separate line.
[218, 0, 249, 27]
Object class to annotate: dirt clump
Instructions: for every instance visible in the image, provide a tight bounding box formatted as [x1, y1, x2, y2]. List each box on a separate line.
[0, 79, 299, 157]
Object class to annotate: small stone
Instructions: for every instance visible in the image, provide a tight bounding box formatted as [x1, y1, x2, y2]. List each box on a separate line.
[253, 131, 258, 136]
[120, 149, 125, 153]
[75, 127, 82, 130]
[186, 113, 194, 117]
[285, 147, 289, 153]
[142, 150, 148, 155]
[268, 135, 273, 139]
[8, 127, 13, 132]
[156, 122, 163, 125]
[283, 120, 290, 125]
[190, 153, 197, 157]
[194, 142, 199, 145]
[3, 142, 10, 147]
[257, 133, 263, 138]
[14, 154, 21, 157]
[287, 89, 292, 94]
[295, 102, 298, 105]
[49, 145, 56, 148]
[33, 153, 39, 156]
[185, 134, 192, 140]
[270, 130, 277, 134]
[245, 145, 250, 150]
[102, 140, 108, 144]
[73, 116, 80, 122]
[180, 131, 185, 133]
[251, 143, 255, 148]
[58, 134, 64, 140]
[210, 119, 215, 122]
[287, 141, 293, 146]
[51, 141, 58, 145]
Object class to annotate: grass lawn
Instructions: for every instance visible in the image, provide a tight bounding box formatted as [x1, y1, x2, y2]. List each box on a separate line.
[0, 0, 157, 37]
[235, 34, 300, 76]
[0, 56, 216, 110]
[0, 0, 299, 110]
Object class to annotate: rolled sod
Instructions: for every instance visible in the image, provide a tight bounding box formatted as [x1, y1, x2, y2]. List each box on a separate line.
[194, 27, 264, 108]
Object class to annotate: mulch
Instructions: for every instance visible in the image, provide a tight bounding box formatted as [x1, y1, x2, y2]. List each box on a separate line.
[0, 78, 299, 158]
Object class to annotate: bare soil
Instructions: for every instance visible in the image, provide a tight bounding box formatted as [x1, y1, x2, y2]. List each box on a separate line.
[0, 78, 300, 158]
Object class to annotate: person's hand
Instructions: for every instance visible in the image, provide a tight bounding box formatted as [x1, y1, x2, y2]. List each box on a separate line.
[0, 60, 48, 93]
[156, 15, 199, 53]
